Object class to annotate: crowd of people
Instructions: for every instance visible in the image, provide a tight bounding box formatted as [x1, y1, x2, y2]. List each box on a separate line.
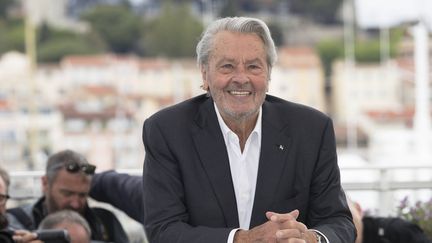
[1, 150, 129, 243]
[0, 16, 430, 243]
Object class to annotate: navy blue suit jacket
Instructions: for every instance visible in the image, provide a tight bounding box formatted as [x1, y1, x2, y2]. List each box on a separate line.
[142, 94, 355, 243]
[90, 171, 143, 223]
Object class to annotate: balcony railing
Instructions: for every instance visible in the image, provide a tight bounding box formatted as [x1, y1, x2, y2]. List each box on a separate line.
[7, 165, 432, 216]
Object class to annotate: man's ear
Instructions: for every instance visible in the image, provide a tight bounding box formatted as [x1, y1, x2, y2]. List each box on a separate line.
[200, 65, 209, 91]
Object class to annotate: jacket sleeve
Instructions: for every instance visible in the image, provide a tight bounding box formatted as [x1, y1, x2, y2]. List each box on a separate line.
[307, 119, 356, 243]
[142, 119, 232, 243]
[90, 171, 143, 223]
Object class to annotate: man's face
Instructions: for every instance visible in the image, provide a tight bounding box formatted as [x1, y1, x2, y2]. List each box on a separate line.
[43, 169, 91, 215]
[202, 31, 269, 122]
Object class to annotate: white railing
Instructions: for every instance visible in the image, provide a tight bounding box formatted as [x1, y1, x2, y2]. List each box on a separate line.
[7, 166, 432, 216]
[340, 164, 432, 216]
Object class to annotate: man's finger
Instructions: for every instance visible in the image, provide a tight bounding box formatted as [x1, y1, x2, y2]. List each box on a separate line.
[267, 209, 300, 222]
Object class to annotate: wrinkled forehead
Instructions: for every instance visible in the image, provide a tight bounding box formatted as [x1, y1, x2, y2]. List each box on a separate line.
[210, 31, 267, 61]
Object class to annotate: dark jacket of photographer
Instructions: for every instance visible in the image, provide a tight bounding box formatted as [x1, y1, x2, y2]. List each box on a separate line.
[363, 216, 430, 243]
[6, 196, 129, 243]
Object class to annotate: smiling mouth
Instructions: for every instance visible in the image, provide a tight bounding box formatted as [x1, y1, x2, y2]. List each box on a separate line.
[228, 90, 252, 96]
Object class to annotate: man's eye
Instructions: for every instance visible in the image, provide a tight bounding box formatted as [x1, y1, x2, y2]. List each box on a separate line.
[62, 191, 73, 197]
[221, 64, 234, 69]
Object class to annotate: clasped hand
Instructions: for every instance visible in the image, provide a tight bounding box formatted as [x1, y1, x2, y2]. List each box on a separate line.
[235, 210, 317, 243]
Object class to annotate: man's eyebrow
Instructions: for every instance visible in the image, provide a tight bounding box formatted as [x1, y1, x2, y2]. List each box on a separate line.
[215, 57, 236, 65]
[59, 188, 84, 194]
[215, 57, 264, 66]
[245, 58, 265, 65]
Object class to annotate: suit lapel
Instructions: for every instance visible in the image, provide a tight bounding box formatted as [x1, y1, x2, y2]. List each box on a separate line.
[250, 101, 292, 227]
[192, 99, 239, 228]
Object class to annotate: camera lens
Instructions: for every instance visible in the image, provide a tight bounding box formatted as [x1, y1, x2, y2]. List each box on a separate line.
[0, 230, 14, 243]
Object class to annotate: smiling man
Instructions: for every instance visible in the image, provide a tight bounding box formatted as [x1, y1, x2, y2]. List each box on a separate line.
[142, 17, 356, 243]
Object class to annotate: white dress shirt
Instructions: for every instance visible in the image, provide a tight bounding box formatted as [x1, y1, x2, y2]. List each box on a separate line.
[214, 104, 261, 243]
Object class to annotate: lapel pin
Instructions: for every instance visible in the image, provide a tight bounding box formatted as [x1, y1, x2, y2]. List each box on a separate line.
[278, 144, 284, 150]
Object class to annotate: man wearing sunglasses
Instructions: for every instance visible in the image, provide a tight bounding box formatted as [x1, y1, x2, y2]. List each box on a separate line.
[6, 150, 129, 243]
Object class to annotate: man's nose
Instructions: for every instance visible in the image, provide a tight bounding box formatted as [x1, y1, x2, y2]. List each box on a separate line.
[68, 197, 82, 210]
[232, 66, 250, 83]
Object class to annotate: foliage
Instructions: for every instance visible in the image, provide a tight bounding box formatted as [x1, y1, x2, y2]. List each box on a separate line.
[316, 28, 403, 77]
[290, 0, 343, 24]
[81, 4, 143, 53]
[0, 17, 105, 62]
[142, 3, 203, 57]
[267, 22, 284, 47]
[315, 39, 343, 78]
[354, 39, 382, 63]
[397, 196, 432, 240]
[37, 30, 105, 63]
[0, 0, 13, 19]
[0, 18, 25, 54]
[35, 22, 106, 62]
[219, 0, 239, 17]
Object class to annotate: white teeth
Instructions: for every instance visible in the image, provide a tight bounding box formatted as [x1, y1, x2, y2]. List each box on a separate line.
[229, 91, 250, 96]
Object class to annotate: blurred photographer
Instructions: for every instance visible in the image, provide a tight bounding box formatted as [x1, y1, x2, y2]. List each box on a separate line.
[348, 199, 429, 243]
[6, 150, 129, 243]
[1, 166, 40, 243]
[38, 209, 90, 243]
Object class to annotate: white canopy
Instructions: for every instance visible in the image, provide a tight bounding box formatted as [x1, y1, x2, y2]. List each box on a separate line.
[354, 0, 432, 29]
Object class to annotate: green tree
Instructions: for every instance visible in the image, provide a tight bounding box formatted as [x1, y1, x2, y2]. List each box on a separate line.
[290, 0, 343, 24]
[81, 4, 143, 53]
[268, 22, 284, 46]
[316, 28, 403, 77]
[315, 39, 343, 78]
[0, 18, 25, 54]
[142, 3, 203, 57]
[37, 26, 105, 62]
[0, 0, 13, 19]
[219, 0, 240, 17]
[38, 37, 102, 63]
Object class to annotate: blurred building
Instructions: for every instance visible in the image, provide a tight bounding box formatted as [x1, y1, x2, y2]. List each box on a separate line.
[0, 52, 62, 170]
[0, 51, 206, 170]
[332, 60, 402, 123]
[271, 46, 326, 112]
[332, 34, 432, 163]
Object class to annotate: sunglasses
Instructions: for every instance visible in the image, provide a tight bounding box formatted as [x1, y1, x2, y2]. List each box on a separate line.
[65, 162, 96, 175]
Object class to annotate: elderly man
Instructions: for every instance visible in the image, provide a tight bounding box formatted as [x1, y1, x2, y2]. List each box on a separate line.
[142, 17, 356, 243]
[7, 150, 129, 243]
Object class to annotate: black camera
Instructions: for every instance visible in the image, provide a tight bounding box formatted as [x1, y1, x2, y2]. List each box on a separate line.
[0, 229, 14, 243]
[36, 229, 70, 243]
[0, 229, 70, 243]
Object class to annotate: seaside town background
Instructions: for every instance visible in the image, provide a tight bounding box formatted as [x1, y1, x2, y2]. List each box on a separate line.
[1, 0, 432, 240]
